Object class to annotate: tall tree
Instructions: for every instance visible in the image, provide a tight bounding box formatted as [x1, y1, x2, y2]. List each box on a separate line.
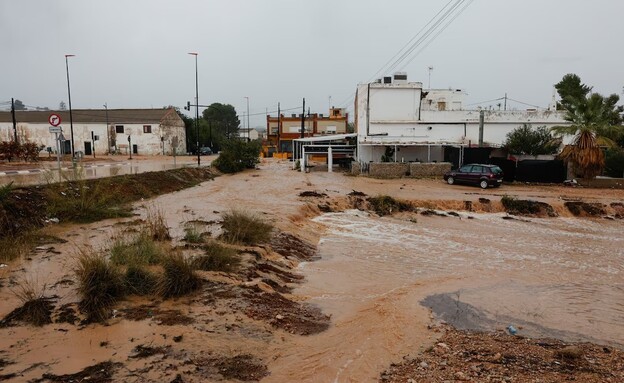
[202, 103, 240, 151]
[552, 74, 624, 178]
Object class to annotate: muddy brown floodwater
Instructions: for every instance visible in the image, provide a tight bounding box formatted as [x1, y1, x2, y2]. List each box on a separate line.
[1, 159, 623, 382]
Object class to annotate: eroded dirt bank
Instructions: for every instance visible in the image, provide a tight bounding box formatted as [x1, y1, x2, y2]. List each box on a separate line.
[1, 159, 623, 382]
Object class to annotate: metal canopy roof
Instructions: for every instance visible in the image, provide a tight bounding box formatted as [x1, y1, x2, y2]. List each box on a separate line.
[293, 133, 356, 143]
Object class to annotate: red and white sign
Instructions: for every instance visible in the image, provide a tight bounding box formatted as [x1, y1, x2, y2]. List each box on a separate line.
[49, 113, 62, 127]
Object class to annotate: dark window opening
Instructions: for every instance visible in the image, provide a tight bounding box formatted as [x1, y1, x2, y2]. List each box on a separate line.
[143, 125, 152, 133]
[115, 125, 124, 133]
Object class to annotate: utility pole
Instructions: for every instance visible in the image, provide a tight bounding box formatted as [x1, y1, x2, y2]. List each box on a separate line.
[478, 110, 484, 147]
[65, 54, 75, 157]
[103, 103, 110, 154]
[300, 98, 305, 138]
[10, 98, 17, 143]
[245, 96, 250, 142]
[504, 93, 507, 111]
[188, 52, 200, 167]
[277, 102, 281, 153]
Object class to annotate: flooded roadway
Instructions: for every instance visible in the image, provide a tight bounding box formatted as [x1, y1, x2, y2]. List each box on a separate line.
[2, 160, 623, 382]
[267, 209, 624, 381]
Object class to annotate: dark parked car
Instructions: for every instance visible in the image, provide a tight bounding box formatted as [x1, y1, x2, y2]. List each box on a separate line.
[198, 147, 213, 155]
[443, 164, 504, 189]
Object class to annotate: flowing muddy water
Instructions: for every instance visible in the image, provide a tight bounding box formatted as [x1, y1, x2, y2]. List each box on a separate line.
[2, 161, 624, 382]
[267, 209, 624, 381]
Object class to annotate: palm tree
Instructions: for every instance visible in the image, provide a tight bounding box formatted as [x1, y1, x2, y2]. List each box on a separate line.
[553, 90, 623, 179]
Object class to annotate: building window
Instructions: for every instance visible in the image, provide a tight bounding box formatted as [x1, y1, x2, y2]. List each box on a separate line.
[115, 125, 124, 133]
[143, 125, 152, 133]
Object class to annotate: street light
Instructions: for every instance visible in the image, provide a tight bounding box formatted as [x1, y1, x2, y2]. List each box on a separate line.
[65, 54, 75, 157]
[188, 52, 200, 167]
[244, 96, 250, 142]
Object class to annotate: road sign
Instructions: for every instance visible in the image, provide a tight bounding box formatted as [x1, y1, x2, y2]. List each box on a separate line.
[49, 126, 62, 133]
[49, 113, 62, 126]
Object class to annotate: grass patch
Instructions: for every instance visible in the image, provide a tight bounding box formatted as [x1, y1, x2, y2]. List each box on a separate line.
[183, 224, 204, 244]
[75, 252, 125, 322]
[1, 279, 54, 327]
[368, 195, 413, 216]
[145, 207, 171, 241]
[0, 236, 32, 263]
[501, 195, 557, 217]
[110, 231, 164, 265]
[157, 253, 202, 298]
[45, 178, 132, 223]
[124, 264, 158, 295]
[221, 210, 273, 245]
[193, 242, 240, 272]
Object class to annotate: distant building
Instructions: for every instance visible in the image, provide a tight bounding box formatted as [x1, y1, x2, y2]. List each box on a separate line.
[0, 108, 186, 156]
[355, 72, 569, 164]
[266, 108, 348, 153]
[237, 128, 260, 141]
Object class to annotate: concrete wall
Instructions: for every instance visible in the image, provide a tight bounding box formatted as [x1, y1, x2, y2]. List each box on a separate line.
[408, 162, 452, 177]
[317, 120, 346, 134]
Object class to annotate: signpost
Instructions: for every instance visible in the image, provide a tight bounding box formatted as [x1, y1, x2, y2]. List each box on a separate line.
[49, 114, 63, 180]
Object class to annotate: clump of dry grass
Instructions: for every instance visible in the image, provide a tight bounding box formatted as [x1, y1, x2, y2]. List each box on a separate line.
[192, 241, 240, 272]
[75, 251, 125, 322]
[145, 207, 170, 241]
[221, 210, 273, 245]
[183, 223, 204, 244]
[157, 253, 202, 298]
[124, 264, 158, 295]
[5, 279, 54, 327]
[367, 195, 413, 216]
[109, 231, 164, 265]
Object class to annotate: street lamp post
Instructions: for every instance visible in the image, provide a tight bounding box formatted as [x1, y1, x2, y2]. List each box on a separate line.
[244, 96, 250, 142]
[189, 52, 200, 167]
[103, 103, 110, 154]
[65, 54, 76, 157]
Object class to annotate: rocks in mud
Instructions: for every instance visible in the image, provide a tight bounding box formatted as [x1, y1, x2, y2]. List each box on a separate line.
[348, 190, 367, 197]
[270, 232, 318, 261]
[564, 201, 606, 217]
[500, 195, 557, 217]
[298, 190, 327, 198]
[39, 361, 122, 383]
[420, 209, 447, 217]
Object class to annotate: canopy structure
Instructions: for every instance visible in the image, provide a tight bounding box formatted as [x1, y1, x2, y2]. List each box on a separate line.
[292, 133, 357, 172]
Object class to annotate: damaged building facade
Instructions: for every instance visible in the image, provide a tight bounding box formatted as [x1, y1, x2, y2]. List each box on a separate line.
[0, 108, 186, 156]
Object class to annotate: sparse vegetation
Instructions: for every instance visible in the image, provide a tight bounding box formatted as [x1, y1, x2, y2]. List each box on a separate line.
[0, 236, 32, 262]
[110, 231, 164, 265]
[145, 207, 171, 241]
[157, 253, 202, 298]
[75, 252, 125, 322]
[2, 279, 54, 327]
[193, 241, 240, 272]
[368, 195, 413, 216]
[221, 210, 273, 245]
[124, 264, 158, 295]
[183, 224, 204, 243]
[213, 139, 261, 173]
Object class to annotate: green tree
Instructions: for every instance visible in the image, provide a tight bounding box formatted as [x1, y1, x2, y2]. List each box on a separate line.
[552, 74, 624, 179]
[202, 103, 240, 152]
[503, 124, 560, 156]
[212, 140, 261, 173]
[604, 148, 624, 178]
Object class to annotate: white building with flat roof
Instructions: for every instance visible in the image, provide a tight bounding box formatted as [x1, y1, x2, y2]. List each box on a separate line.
[355, 73, 569, 164]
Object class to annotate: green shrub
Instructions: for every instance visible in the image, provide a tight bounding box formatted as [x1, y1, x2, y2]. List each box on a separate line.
[221, 210, 273, 245]
[110, 232, 164, 265]
[605, 148, 624, 178]
[157, 253, 202, 298]
[213, 140, 261, 174]
[75, 253, 125, 322]
[124, 264, 157, 295]
[183, 224, 204, 244]
[368, 195, 413, 216]
[193, 242, 240, 272]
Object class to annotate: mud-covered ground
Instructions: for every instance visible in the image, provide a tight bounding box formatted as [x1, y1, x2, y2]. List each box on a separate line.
[1, 159, 623, 382]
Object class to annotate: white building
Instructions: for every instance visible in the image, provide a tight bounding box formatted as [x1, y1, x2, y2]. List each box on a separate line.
[0, 108, 186, 156]
[355, 73, 569, 164]
[237, 128, 260, 141]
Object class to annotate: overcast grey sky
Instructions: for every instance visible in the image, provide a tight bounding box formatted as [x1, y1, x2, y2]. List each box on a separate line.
[2, 0, 623, 127]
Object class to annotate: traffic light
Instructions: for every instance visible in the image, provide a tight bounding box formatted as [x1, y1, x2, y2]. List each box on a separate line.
[184, 101, 191, 111]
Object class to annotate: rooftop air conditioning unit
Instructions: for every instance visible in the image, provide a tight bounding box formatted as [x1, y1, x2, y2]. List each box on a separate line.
[393, 72, 408, 84]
